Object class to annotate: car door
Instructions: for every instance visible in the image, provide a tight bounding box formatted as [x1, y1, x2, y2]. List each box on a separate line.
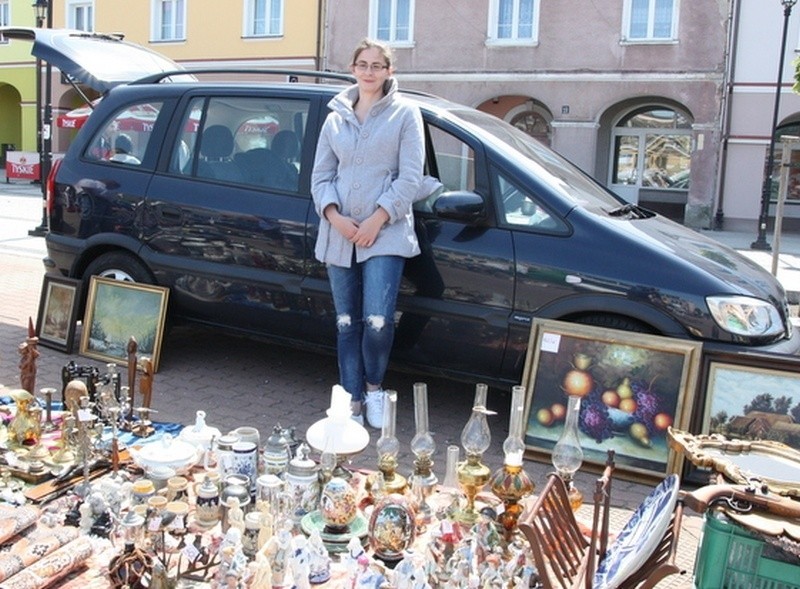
[303, 115, 516, 384]
[142, 92, 315, 338]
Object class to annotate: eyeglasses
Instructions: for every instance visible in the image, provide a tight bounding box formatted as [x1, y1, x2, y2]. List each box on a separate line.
[353, 62, 389, 73]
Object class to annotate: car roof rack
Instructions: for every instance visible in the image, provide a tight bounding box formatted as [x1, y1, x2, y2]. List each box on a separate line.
[132, 68, 356, 86]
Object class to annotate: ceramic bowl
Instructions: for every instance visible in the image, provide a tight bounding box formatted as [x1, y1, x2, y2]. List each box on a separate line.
[130, 434, 202, 474]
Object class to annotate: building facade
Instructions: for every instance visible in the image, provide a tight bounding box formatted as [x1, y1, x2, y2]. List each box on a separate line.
[2, 0, 797, 231]
[324, 0, 728, 228]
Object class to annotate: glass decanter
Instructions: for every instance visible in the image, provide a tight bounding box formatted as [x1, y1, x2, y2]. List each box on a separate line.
[552, 394, 584, 510]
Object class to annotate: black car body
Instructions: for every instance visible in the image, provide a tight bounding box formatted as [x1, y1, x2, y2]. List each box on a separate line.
[9, 28, 797, 388]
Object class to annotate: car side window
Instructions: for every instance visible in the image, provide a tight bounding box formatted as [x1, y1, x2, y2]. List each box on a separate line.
[168, 96, 309, 193]
[415, 124, 476, 213]
[84, 101, 164, 167]
[495, 169, 567, 233]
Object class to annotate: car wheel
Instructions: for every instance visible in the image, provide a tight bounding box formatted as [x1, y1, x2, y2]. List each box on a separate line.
[573, 313, 656, 334]
[83, 251, 153, 285]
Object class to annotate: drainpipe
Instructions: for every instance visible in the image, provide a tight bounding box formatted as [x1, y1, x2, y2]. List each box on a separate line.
[713, 0, 742, 230]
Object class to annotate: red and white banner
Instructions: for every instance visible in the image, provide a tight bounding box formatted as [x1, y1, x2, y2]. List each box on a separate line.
[5, 151, 40, 181]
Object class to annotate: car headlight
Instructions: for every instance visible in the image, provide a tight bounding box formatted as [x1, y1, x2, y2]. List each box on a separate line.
[706, 295, 785, 338]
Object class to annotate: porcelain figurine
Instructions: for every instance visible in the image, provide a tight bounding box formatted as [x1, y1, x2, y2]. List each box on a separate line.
[248, 549, 273, 589]
[306, 527, 331, 584]
[290, 535, 311, 589]
[8, 389, 39, 446]
[226, 496, 246, 536]
[264, 526, 293, 588]
[255, 501, 274, 549]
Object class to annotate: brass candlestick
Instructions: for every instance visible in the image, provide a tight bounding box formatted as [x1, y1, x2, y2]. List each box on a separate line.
[40, 387, 57, 432]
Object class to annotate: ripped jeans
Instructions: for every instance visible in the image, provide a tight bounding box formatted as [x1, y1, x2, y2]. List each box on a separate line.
[327, 255, 405, 402]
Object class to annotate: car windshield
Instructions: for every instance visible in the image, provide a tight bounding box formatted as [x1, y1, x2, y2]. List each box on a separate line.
[443, 104, 626, 210]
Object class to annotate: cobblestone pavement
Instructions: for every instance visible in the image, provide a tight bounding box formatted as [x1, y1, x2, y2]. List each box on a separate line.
[12, 178, 800, 587]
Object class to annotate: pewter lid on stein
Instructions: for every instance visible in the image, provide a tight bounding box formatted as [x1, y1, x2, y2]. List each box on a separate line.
[288, 443, 317, 477]
[216, 434, 240, 451]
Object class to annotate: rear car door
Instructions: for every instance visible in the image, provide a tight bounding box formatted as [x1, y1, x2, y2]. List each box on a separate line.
[142, 91, 315, 339]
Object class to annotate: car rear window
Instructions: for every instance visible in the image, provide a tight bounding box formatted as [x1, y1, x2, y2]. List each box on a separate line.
[84, 101, 164, 168]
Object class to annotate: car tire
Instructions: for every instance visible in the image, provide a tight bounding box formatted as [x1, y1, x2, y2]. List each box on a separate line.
[573, 313, 656, 334]
[83, 251, 153, 284]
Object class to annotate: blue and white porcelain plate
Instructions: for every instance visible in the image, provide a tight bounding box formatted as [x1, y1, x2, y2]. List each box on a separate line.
[593, 473, 680, 589]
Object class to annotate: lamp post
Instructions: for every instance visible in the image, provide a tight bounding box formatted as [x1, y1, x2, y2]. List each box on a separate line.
[752, 0, 797, 251]
[28, 0, 52, 237]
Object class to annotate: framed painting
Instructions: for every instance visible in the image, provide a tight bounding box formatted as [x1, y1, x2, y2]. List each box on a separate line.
[80, 276, 170, 371]
[35, 275, 81, 353]
[684, 350, 800, 484]
[521, 319, 702, 481]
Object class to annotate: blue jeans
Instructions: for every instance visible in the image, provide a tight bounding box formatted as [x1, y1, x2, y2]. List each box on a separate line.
[327, 255, 406, 402]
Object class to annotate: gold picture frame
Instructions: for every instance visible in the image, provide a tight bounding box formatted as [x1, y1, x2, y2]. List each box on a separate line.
[80, 276, 170, 372]
[521, 319, 701, 482]
[35, 275, 81, 353]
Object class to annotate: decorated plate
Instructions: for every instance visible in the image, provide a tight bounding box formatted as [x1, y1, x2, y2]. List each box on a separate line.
[593, 474, 680, 589]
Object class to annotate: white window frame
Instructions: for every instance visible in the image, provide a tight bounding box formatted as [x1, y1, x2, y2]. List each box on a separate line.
[243, 0, 284, 38]
[66, 1, 95, 32]
[0, 0, 10, 32]
[487, 0, 539, 46]
[151, 0, 186, 43]
[622, 0, 679, 43]
[369, 0, 415, 47]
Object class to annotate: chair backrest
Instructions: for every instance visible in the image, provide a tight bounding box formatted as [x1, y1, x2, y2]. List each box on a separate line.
[518, 473, 592, 589]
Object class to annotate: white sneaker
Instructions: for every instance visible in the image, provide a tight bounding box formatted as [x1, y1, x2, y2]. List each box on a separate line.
[351, 413, 365, 426]
[364, 390, 386, 429]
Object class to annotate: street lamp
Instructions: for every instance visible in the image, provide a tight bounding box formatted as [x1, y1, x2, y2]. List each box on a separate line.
[752, 0, 798, 251]
[28, 0, 52, 237]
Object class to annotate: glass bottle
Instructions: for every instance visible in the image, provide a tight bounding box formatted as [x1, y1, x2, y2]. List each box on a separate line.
[456, 383, 492, 523]
[490, 385, 534, 537]
[374, 390, 406, 494]
[552, 394, 584, 510]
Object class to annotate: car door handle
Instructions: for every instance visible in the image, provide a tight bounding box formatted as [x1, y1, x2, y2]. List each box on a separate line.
[156, 205, 182, 221]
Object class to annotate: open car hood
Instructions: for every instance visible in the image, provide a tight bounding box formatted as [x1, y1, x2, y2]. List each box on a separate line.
[0, 27, 187, 93]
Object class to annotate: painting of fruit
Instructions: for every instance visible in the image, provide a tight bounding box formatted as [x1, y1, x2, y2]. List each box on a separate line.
[521, 319, 701, 478]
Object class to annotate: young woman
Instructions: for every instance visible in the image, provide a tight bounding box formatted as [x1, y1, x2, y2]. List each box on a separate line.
[311, 38, 425, 427]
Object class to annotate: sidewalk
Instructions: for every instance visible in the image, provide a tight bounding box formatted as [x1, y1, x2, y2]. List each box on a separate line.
[1, 176, 799, 588]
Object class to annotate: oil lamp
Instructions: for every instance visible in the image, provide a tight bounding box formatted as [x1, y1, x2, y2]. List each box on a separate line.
[552, 394, 584, 510]
[372, 390, 406, 494]
[456, 383, 493, 524]
[410, 382, 436, 526]
[490, 385, 534, 537]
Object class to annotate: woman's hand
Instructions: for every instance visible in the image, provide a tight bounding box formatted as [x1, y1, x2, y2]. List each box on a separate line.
[325, 205, 359, 241]
[351, 208, 389, 248]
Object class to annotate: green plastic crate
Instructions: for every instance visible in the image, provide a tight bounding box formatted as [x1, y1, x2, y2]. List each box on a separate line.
[694, 512, 800, 589]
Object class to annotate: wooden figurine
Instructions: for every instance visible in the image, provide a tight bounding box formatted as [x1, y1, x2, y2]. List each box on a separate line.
[126, 336, 138, 418]
[18, 318, 40, 394]
[138, 356, 154, 409]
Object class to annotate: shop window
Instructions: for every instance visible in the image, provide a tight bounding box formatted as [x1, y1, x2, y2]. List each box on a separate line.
[610, 107, 691, 190]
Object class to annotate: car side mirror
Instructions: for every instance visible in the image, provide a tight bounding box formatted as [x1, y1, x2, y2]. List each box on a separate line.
[432, 190, 486, 224]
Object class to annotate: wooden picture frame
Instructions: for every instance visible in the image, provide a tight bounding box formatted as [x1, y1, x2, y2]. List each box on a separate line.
[521, 319, 701, 481]
[80, 276, 169, 372]
[35, 275, 81, 353]
[683, 350, 800, 484]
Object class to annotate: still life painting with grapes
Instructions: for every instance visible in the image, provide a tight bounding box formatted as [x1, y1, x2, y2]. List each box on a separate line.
[522, 319, 701, 478]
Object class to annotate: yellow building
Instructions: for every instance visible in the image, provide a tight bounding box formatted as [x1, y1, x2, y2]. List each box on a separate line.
[0, 0, 321, 163]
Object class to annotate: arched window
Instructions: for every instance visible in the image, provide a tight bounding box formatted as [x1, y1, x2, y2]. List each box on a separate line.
[610, 106, 692, 190]
[510, 109, 551, 146]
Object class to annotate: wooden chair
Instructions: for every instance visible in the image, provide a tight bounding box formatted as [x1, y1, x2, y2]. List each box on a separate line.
[518, 451, 615, 589]
[519, 450, 685, 589]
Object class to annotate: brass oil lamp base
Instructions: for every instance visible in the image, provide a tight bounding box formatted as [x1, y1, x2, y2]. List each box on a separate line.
[456, 455, 491, 524]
